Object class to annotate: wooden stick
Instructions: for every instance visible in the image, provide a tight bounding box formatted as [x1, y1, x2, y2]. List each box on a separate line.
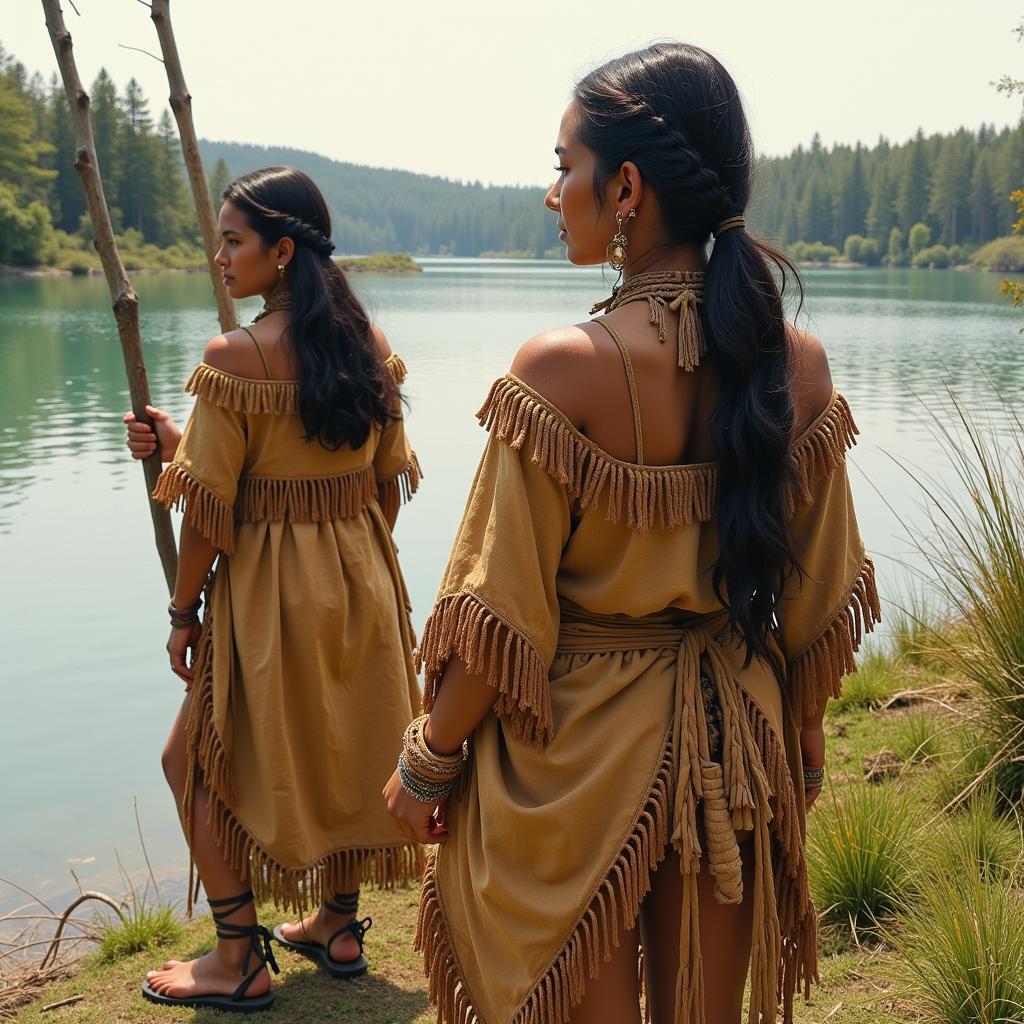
[38, 892, 124, 971]
[42, 995, 85, 1013]
[148, 0, 237, 333]
[42, 0, 178, 592]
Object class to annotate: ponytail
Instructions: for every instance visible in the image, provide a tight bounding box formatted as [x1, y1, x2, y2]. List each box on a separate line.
[224, 166, 395, 451]
[574, 42, 804, 663]
[704, 228, 801, 664]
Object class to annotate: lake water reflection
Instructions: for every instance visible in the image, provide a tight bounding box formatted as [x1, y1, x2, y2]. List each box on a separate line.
[1, 261, 1021, 911]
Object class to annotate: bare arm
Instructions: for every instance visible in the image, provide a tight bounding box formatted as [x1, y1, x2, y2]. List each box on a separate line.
[165, 517, 219, 686]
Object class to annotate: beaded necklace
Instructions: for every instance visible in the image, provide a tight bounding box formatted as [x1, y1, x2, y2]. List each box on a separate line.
[253, 290, 292, 322]
[590, 270, 706, 372]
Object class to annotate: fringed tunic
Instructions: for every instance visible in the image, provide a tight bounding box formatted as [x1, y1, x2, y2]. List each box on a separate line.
[153, 353, 424, 910]
[414, 372, 879, 1024]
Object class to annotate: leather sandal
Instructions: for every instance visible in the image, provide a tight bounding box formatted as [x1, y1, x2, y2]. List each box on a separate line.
[273, 892, 372, 980]
[141, 890, 279, 1013]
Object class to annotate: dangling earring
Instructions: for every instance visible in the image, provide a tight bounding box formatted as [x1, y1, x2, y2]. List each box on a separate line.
[606, 210, 636, 272]
[277, 264, 285, 283]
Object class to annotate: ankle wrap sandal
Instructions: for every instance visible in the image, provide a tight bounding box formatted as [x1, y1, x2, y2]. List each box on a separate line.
[272, 891, 373, 979]
[141, 890, 280, 1013]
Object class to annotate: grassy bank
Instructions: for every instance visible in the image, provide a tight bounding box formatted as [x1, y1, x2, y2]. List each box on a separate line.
[13, 634, 1014, 1024]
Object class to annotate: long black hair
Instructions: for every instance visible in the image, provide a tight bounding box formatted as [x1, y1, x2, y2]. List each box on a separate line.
[574, 42, 802, 664]
[223, 166, 394, 451]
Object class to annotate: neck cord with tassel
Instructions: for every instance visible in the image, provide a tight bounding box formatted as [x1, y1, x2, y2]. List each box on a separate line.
[590, 271, 706, 372]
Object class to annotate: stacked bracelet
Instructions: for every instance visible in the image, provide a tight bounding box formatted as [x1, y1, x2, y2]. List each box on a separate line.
[168, 598, 202, 629]
[397, 715, 467, 803]
[803, 765, 825, 789]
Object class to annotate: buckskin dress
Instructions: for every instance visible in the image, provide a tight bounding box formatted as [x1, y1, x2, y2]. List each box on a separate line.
[153, 351, 424, 911]
[413, 332, 880, 1024]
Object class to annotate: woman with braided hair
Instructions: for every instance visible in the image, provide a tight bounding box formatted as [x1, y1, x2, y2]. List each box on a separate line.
[126, 166, 423, 1012]
[385, 42, 878, 1024]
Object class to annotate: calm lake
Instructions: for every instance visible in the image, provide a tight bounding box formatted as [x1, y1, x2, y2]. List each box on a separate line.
[1, 260, 1021, 914]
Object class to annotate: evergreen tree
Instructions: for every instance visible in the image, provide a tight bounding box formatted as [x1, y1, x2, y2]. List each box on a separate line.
[993, 126, 1024, 235]
[797, 168, 832, 243]
[48, 74, 84, 232]
[970, 149, 997, 241]
[90, 69, 124, 226]
[865, 162, 896, 241]
[152, 109, 190, 246]
[834, 145, 869, 243]
[928, 132, 972, 244]
[208, 156, 231, 205]
[896, 129, 930, 233]
[118, 78, 158, 236]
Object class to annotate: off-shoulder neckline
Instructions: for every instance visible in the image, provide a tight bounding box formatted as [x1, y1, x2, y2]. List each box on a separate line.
[189, 349, 407, 387]
[498, 373, 844, 473]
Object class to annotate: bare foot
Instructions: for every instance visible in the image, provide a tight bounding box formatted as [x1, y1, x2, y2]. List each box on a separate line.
[278, 905, 362, 963]
[146, 946, 271, 1000]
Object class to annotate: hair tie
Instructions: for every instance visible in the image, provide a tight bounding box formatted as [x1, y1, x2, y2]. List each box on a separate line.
[712, 217, 745, 238]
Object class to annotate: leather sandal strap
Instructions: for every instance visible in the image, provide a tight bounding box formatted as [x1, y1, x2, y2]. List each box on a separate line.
[207, 890, 255, 922]
[326, 916, 373, 957]
[324, 891, 359, 916]
[222, 922, 279, 999]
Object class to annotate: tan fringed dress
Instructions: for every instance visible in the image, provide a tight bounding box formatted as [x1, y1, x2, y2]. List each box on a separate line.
[153, 351, 424, 911]
[414, 333, 880, 1024]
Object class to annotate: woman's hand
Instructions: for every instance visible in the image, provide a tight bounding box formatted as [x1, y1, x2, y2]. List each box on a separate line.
[167, 622, 202, 686]
[800, 723, 826, 810]
[382, 769, 449, 844]
[124, 405, 182, 462]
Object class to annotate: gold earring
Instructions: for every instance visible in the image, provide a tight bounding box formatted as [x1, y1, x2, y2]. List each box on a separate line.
[606, 210, 635, 271]
[277, 264, 285, 282]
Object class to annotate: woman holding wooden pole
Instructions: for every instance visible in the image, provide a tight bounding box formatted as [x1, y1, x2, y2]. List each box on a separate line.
[129, 166, 423, 1013]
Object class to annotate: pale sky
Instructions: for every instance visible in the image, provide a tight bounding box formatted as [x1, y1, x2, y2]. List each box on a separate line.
[8, 0, 1024, 186]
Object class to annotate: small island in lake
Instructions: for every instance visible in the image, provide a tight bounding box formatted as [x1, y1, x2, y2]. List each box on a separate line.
[335, 252, 422, 273]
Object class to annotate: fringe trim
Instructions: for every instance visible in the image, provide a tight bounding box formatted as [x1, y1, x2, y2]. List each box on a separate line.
[152, 462, 235, 554]
[413, 651, 820, 1024]
[478, 376, 718, 532]
[787, 392, 859, 512]
[384, 352, 408, 386]
[415, 739, 675, 1024]
[236, 465, 378, 522]
[787, 556, 882, 724]
[478, 378, 860, 530]
[182, 599, 424, 915]
[416, 591, 553, 749]
[742, 692, 818, 1021]
[377, 451, 423, 509]
[186, 362, 297, 414]
[186, 353, 409, 413]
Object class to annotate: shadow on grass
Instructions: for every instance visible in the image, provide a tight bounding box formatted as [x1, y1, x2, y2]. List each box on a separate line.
[187, 967, 430, 1024]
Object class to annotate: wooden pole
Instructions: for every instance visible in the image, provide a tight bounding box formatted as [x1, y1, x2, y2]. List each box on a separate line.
[147, 0, 237, 333]
[42, 0, 178, 592]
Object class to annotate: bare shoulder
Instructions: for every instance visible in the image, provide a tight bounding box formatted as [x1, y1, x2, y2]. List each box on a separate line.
[370, 323, 393, 361]
[510, 324, 596, 424]
[201, 331, 259, 376]
[786, 324, 834, 433]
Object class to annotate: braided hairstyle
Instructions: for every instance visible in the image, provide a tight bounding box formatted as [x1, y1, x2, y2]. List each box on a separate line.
[574, 43, 802, 666]
[223, 166, 395, 451]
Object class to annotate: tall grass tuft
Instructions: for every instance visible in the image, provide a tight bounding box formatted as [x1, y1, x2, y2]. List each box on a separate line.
[98, 897, 182, 962]
[885, 870, 1024, 1024]
[894, 712, 945, 765]
[929, 788, 1023, 884]
[807, 781, 923, 934]
[906, 389, 1024, 807]
[831, 648, 897, 713]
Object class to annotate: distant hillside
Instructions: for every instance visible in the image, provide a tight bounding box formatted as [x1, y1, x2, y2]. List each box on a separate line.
[198, 140, 553, 257]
